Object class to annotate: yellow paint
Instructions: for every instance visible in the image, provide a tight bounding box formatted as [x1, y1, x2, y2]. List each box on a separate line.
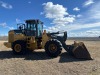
[8, 30, 25, 43]
[4, 30, 51, 50]
[14, 34, 25, 41]
[42, 30, 51, 48]
[14, 44, 21, 52]
[8, 30, 15, 43]
[4, 42, 11, 48]
[26, 36, 37, 50]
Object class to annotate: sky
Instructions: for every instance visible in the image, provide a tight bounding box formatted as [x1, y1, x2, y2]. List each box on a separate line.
[0, 0, 100, 37]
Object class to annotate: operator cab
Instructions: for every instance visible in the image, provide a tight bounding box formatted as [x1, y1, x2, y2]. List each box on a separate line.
[25, 19, 43, 37]
[17, 19, 43, 37]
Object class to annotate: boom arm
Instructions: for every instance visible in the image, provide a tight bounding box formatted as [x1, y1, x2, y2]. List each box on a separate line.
[47, 31, 67, 42]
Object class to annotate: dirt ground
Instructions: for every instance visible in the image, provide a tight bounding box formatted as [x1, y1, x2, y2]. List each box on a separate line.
[0, 40, 100, 75]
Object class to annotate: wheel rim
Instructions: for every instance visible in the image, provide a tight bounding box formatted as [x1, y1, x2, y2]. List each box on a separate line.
[48, 44, 57, 53]
[14, 44, 21, 52]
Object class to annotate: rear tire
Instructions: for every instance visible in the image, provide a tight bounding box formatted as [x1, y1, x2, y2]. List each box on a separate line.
[12, 40, 27, 55]
[45, 39, 62, 57]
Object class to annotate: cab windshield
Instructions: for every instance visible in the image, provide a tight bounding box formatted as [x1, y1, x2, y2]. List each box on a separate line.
[25, 20, 43, 37]
[27, 23, 36, 31]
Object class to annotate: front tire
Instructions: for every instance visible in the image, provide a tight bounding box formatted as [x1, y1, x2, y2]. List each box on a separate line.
[45, 39, 62, 57]
[12, 40, 27, 55]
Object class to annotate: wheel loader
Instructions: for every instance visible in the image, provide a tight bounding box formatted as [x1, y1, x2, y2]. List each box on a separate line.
[4, 19, 92, 59]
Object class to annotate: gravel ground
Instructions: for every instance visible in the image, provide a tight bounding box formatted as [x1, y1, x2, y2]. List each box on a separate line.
[0, 40, 100, 75]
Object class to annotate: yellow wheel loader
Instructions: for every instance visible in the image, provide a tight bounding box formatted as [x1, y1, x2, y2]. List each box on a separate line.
[4, 19, 92, 59]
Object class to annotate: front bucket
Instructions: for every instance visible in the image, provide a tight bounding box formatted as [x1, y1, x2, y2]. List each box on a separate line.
[71, 41, 92, 60]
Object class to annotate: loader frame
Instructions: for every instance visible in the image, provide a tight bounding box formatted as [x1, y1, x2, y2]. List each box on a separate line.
[4, 19, 92, 59]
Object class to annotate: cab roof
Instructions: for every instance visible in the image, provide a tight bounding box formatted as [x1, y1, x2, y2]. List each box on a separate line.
[25, 19, 43, 24]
